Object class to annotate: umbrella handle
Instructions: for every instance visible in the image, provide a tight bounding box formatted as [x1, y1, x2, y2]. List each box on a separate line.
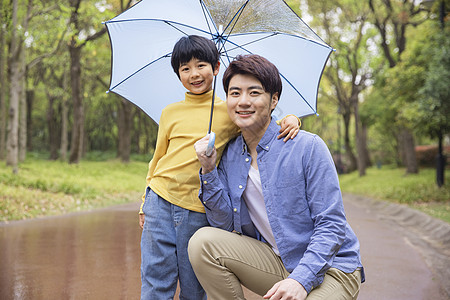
[206, 132, 216, 157]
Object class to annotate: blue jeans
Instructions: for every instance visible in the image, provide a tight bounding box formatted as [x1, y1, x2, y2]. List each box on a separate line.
[140, 189, 208, 300]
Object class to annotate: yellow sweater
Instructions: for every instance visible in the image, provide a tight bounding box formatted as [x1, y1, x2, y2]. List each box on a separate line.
[140, 90, 239, 213]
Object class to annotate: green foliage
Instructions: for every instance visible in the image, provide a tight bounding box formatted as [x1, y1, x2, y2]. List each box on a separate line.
[417, 27, 450, 138]
[339, 166, 450, 222]
[0, 155, 148, 221]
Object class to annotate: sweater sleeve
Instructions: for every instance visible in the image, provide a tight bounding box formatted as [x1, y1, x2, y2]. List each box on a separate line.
[139, 110, 169, 214]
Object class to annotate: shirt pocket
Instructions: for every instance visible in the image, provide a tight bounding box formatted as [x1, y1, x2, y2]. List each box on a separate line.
[271, 178, 309, 216]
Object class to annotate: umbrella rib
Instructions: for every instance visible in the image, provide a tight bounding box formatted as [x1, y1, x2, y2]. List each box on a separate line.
[107, 18, 211, 36]
[199, 1, 216, 40]
[280, 73, 317, 115]
[221, 0, 249, 41]
[109, 54, 171, 92]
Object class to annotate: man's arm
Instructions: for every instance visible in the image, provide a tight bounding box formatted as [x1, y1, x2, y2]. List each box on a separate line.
[287, 135, 347, 293]
[195, 135, 234, 231]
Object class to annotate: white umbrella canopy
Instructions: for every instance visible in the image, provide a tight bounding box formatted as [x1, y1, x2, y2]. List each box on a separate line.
[105, 0, 333, 124]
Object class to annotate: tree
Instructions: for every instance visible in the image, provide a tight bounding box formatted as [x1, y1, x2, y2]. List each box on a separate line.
[367, 0, 428, 174]
[418, 25, 449, 186]
[6, 0, 25, 173]
[0, 0, 7, 160]
[303, 0, 376, 175]
[67, 0, 108, 164]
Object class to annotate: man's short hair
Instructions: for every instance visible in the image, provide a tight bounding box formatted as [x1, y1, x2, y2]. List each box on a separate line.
[222, 54, 282, 99]
[171, 35, 220, 78]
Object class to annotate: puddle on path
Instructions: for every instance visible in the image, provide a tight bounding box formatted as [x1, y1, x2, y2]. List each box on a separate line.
[0, 204, 142, 299]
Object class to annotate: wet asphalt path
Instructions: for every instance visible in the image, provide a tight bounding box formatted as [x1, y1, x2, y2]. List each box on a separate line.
[1, 195, 448, 299]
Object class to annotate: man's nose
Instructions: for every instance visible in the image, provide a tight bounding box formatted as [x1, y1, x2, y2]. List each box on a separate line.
[238, 94, 251, 106]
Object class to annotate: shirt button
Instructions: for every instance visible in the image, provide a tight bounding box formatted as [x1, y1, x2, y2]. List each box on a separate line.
[203, 180, 208, 184]
[203, 201, 207, 204]
[233, 208, 237, 212]
[245, 158, 249, 162]
[239, 185, 243, 189]
[265, 146, 269, 149]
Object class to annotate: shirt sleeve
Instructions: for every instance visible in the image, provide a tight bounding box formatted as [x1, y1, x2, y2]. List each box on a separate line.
[288, 136, 347, 293]
[198, 165, 234, 231]
[139, 110, 169, 214]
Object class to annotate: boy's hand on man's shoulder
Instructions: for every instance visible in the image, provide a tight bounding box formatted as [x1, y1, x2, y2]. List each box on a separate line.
[278, 115, 300, 142]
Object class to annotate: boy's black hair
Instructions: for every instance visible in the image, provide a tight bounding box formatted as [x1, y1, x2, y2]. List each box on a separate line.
[171, 35, 220, 78]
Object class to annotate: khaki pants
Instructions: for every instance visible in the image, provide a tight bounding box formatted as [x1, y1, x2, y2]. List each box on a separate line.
[188, 227, 361, 300]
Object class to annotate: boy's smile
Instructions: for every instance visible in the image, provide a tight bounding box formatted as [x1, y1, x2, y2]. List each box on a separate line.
[179, 58, 220, 95]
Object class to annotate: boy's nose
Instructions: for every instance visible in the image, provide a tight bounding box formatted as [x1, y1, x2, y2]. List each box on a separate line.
[190, 68, 200, 77]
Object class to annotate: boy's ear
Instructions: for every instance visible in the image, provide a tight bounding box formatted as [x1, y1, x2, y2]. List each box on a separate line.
[213, 61, 220, 76]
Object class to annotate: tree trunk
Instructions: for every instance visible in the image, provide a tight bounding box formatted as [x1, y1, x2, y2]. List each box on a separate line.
[342, 111, 357, 172]
[60, 97, 68, 161]
[47, 95, 59, 160]
[361, 123, 372, 168]
[19, 79, 27, 162]
[0, 0, 6, 160]
[353, 98, 366, 176]
[436, 130, 445, 187]
[26, 90, 33, 151]
[117, 98, 132, 163]
[398, 127, 418, 174]
[132, 108, 140, 154]
[6, 0, 21, 173]
[68, 45, 84, 164]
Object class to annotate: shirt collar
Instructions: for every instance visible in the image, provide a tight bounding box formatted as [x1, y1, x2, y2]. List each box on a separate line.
[257, 118, 279, 152]
[184, 90, 215, 104]
[238, 118, 279, 154]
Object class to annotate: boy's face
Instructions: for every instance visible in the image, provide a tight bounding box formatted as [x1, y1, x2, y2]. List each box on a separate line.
[178, 58, 219, 95]
[226, 73, 278, 133]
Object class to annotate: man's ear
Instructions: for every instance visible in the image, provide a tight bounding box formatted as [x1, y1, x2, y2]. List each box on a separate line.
[270, 93, 279, 110]
[213, 61, 220, 76]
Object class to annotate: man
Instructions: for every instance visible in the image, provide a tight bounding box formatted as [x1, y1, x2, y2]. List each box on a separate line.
[190, 54, 364, 300]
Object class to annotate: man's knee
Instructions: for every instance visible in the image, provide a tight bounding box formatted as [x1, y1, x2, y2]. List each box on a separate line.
[188, 227, 217, 264]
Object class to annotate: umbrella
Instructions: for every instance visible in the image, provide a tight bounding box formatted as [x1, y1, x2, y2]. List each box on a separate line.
[104, 0, 333, 125]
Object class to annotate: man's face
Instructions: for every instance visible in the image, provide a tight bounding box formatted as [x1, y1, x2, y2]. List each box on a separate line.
[178, 58, 219, 95]
[226, 73, 278, 133]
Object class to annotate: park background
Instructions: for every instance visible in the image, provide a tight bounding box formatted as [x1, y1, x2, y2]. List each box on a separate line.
[0, 0, 449, 223]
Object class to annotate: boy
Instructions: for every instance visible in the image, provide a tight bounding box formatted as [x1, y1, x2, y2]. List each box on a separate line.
[139, 36, 300, 299]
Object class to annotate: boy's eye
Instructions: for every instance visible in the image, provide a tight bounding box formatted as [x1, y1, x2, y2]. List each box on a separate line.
[180, 67, 189, 72]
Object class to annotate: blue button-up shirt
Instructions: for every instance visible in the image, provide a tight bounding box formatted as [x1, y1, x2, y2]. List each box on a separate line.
[199, 119, 364, 293]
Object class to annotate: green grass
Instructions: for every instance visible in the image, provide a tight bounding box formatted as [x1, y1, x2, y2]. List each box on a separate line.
[1, 157, 449, 224]
[0, 157, 149, 222]
[339, 166, 450, 223]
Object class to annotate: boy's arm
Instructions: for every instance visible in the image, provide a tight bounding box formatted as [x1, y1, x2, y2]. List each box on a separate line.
[139, 113, 169, 215]
[277, 114, 301, 142]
